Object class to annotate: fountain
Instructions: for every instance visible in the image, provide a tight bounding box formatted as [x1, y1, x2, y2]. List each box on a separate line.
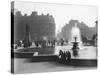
[69, 23, 82, 45]
[55, 22, 97, 66]
[69, 23, 81, 57]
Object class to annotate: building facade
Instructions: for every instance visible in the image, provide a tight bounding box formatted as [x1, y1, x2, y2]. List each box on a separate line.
[14, 11, 55, 43]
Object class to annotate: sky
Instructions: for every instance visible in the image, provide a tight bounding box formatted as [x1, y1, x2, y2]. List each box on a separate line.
[14, 1, 98, 34]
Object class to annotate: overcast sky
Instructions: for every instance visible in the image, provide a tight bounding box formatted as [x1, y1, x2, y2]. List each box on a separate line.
[14, 1, 98, 34]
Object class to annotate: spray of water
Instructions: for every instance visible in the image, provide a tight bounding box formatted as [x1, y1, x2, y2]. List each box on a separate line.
[69, 23, 82, 45]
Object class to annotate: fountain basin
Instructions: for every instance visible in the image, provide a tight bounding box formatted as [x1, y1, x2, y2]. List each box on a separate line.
[55, 45, 97, 60]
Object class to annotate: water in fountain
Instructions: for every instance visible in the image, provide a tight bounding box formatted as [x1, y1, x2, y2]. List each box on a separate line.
[55, 23, 97, 59]
[69, 23, 82, 45]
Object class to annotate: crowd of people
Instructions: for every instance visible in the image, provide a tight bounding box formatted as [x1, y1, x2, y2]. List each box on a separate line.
[13, 39, 68, 49]
[57, 50, 71, 63]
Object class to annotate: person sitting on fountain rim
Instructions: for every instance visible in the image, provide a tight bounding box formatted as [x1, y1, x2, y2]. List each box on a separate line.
[67, 51, 71, 60]
[58, 50, 62, 58]
[57, 50, 63, 62]
[62, 51, 66, 63]
[65, 51, 68, 61]
[65, 51, 68, 60]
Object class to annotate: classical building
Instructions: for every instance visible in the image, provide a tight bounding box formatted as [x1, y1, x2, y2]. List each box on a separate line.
[57, 20, 97, 43]
[14, 11, 55, 43]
